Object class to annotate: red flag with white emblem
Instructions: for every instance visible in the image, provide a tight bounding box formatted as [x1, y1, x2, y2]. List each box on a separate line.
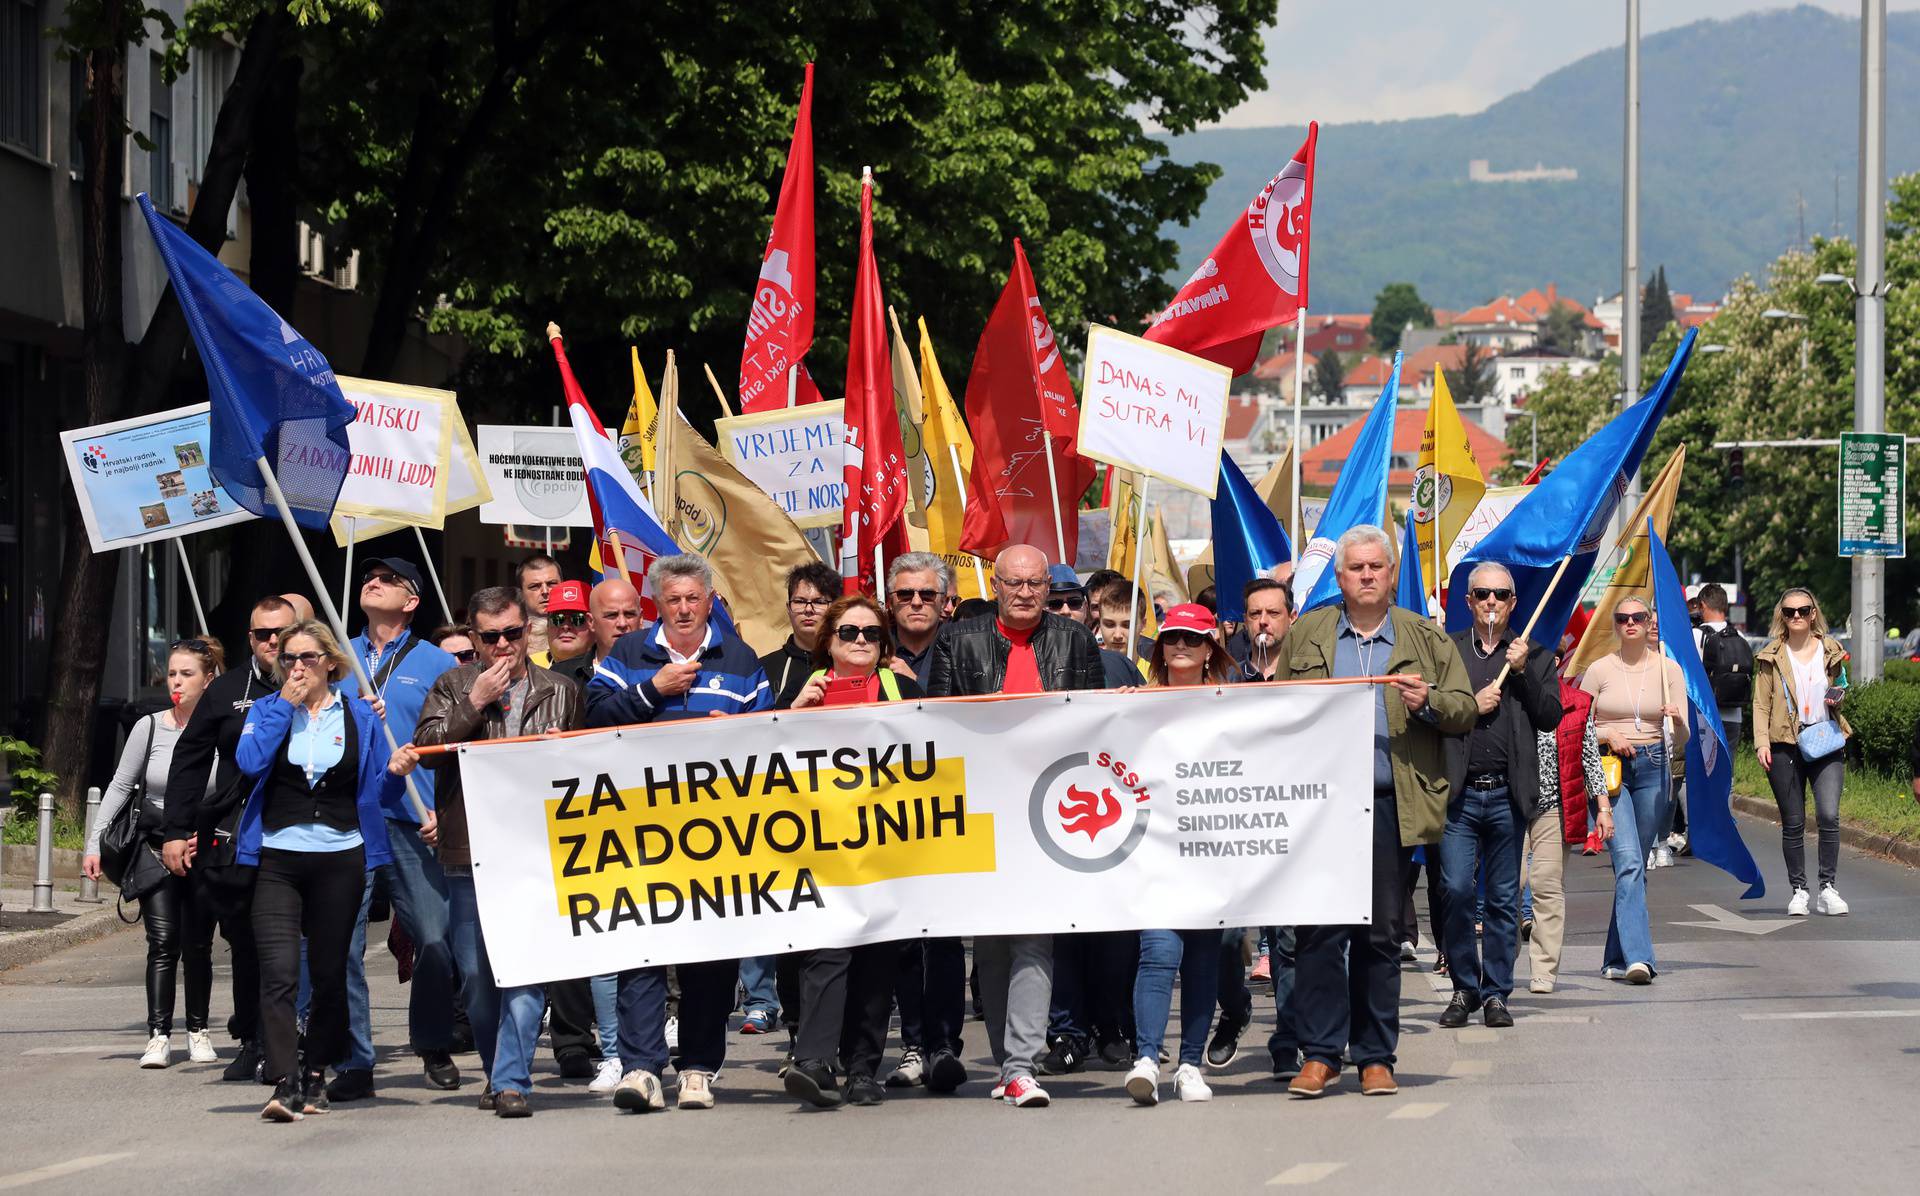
[739, 63, 824, 413]
[839, 169, 909, 594]
[1144, 122, 1317, 377]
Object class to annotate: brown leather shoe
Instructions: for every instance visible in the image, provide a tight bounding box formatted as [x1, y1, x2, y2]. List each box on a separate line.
[1360, 1064, 1398, 1096]
[1288, 1060, 1337, 1098]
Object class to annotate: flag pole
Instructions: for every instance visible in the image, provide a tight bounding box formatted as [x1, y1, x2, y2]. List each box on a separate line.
[172, 538, 209, 635]
[341, 516, 357, 623]
[1039, 415, 1069, 565]
[1290, 307, 1307, 547]
[1126, 481, 1150, 663]
[546, 406, 559, 556]
[411, 525, 454, 623]
[253, 456, 430, 822]
[703, 363, 737, 420]
[944, 442, 988, 595]
[787, 366, 798, 409]
[1492, 551, 1576, 688]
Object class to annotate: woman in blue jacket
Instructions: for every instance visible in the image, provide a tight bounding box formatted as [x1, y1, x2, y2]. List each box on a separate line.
[233, 620, 419, 1123]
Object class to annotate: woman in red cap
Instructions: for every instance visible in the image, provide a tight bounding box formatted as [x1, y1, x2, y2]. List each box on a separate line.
[1124, 604, 1234, 1106]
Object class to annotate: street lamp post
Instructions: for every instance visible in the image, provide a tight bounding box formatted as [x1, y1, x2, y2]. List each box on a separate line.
[1761, 308, 1810, 374]
[1854, 0, 1888, 683]
[1619, 0, 1642, 541]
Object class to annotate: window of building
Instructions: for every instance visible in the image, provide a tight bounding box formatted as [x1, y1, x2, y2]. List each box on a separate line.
[2, 0, 44, 154]
[1509, 366, 1525, 380]
[148, 51, 173, 210]
[190, 42, 235, 181]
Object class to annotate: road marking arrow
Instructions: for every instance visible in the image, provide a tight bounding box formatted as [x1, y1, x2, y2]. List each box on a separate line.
[1669, 903, 1800, 935]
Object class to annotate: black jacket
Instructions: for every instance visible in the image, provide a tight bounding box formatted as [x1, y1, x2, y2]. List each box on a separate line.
[926, 612, 1105, 697]
[1444, 629, 1562, 816]
[161, 663, 277, 843]
[760, 636, 817, 710]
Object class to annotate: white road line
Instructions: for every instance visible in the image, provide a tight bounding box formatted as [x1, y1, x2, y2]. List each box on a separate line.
[20, 1045, 134, 1056]
[1267, 1163, 1347, 1186]
[1526, 1015, 1596, 1024]
[1739, 1010, 1920, 1021]
[1455, 1028, 1498, 1044]
[1387, 1101, 1448, 1120]
[1446, 1059, 1492, 1077]
[0, 1154, 135, 1191]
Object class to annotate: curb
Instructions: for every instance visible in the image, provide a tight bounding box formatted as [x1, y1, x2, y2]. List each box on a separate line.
[0, 898, 134, 974]
[1731, 791, 1920, 871]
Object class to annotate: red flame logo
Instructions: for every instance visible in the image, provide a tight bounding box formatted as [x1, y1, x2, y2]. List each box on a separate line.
[1058, 784, 1122, 841]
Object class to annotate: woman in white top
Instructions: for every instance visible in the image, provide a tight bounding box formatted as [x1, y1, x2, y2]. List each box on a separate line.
[1751, 588, 1852, 916]
[83, 637, 225, 1069]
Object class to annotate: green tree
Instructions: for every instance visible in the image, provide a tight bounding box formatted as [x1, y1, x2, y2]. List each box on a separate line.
[1311, 349, 1346, 403]
[1369, 282, 1433, 354]
[1640, 264, 1675, 351]
[1537, 301, 1589, 356]
[1445, 340, 1498, 406]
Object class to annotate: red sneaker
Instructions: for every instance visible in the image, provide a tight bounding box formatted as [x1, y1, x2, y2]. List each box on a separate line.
[1249, 954, 1272, 983]
[1002, 1075, 1050, 1107]
[1582, 832, 1602, 857]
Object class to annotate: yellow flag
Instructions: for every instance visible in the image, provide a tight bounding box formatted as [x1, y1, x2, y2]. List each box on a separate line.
[1187, 445, 1294, 596]
[1104, 470, 1159, 636]
[1149, 507, 1187, 607]
[1414, 368, 1486, 597]
[1565, 446, 1688, 674]
[662, 407, 821, 655]
[917, 319, 989, 599]
[888, 308, 933, 530]
[621, 347, 659, 476]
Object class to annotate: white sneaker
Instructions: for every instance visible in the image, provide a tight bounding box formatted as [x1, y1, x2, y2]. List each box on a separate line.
[139, 1033, 171, 1069]
[1529, 977, 1554, 994]
[612, 1068, 665, 1113]
[1787, 888, 1811, 917]
[1652, 846, 1674, 869]
[1646, 850, 1659, 870]
[1124, 1056, 1160, 1106]
[1624, 962, 1653, 985]
[886, 1047, 924, 1088]
[1173, 1062, 1212, 1103]
[989, 1082, 1007, 1100]
[663, 1016, 679, 1052]
[1667, 831, 1688, 853]
[589, 1057, 624, 1094]
[677, 1069, 715, 1110]
[1816, 885, 1849, 916]
[1602, 966, 1627, 980]
[187, 1030, 217, 1064]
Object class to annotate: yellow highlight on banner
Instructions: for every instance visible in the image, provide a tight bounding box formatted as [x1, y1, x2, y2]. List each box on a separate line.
[543, 755, 995, 922]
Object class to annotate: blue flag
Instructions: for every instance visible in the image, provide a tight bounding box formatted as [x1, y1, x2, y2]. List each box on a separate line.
[1294, 352, 1402, 613]
[1396, 511, 1427, 614]
[1211, 455, 1292, 621]
[1647, 521, 1765, 898]
[1444, 328, 1696, 638]
[137, 194, 355, 529]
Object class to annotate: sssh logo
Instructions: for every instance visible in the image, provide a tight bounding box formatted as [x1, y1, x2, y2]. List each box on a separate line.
[1028, 750, 1152, 872]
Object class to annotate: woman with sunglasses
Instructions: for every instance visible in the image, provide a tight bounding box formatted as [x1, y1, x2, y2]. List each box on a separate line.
[783, 594, 921, 1108]
[232, 620, 421, 1122]
[1580, 597, 1688, 984]
[1752, 589, 1852, 916]
[84, 637, 227, 1069]
[429, 623, 479, 666]
[1124, 604, 1234, 1104]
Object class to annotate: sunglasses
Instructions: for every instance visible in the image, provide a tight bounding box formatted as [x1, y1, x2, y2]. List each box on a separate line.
[249, 626, 287, 643]
[1161, 629, 1211, 648]
[278, 651, 324, 670]
[1614, 611, 1649, 626]
[1782, 604, 1815, 619]
[450, 648, 478, 663]
[477, 625, 528, 645]
[1470, 587, 1514, 602]
[171, 637, 211, 652]
[362, 569, 412, 591]
[890, 588, 940, 605]
[1046, 595, 1087, 611]
[548, 611, 589, 629]
[834, 624, 886, 645]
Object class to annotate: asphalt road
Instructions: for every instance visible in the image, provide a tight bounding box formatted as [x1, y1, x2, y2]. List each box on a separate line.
[4, 815, 1919, 1194]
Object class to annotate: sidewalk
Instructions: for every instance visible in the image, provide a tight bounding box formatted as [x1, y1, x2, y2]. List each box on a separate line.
[0, 881, 131, 973]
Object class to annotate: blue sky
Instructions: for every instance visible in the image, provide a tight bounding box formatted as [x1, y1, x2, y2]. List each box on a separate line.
[1215, 1, 1920, 128]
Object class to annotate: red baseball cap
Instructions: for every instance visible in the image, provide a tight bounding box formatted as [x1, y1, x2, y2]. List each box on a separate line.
[1157, 603, 1216, 637]
[548, 579, 589, 614]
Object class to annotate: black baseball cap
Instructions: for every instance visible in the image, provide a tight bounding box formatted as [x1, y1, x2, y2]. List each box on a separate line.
[364, 557, 423, 595]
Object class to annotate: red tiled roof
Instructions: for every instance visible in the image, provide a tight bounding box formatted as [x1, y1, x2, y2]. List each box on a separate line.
[1400, 343, 1469, 381]
[1223, 394, 1263, 442]
[1453, 295, 1538, 327]
[1342, 355, 1395, 387]
[1252, 349, 1318, 380]
[1300, 409, 1511, 488]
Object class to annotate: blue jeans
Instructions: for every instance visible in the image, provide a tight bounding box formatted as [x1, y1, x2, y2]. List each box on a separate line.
[1133, 929, 1220, 1067]
[446, 871, 501, 1082]
[1439, 782, 1524, 1003]
[616, 966, 672, 1077]
[489, 982, 548, 1095]
[591, 974, 619, 1059]
[738, 954, 780, 1017]
[1605, 746, 1666, 974]
[335, 821, 456, 1070]
[1215, 926, 1296, 1064]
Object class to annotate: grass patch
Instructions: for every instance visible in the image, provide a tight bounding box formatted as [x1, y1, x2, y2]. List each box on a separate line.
[0, 810, 87, 851]
[1730, 750, 1920, 844]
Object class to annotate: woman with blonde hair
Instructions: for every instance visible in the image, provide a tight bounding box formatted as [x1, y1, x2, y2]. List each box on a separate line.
[1752, 588, 1851, 917]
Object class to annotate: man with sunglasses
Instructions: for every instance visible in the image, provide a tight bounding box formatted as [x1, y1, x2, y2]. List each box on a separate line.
[1435, 564, 1561, 1032]
[517, 554, 563, 660]
[885, 552, 952, 688]
[540, 580, 595, 672]
[158, 594, 304, 1083]
[323, 558, 462, 1102]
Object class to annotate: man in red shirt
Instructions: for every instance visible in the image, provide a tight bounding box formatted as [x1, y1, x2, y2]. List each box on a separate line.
[927, 544, 1105, 1107]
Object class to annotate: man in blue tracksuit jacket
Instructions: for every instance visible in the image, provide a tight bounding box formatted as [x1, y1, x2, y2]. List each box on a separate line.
[328, 557, 460, 1101]
[585, 553, 772, 1113]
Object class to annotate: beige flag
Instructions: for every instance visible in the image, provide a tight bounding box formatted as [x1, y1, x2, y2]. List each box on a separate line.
[1565, 445, 1688, 674]
[1187, 446, 1295, 596]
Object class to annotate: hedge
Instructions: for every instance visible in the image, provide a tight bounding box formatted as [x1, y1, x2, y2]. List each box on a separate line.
[1881, 658, 1920, 686]
[1841, 678, 1920, 775]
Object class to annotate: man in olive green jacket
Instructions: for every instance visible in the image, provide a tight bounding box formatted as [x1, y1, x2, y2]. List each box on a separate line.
[1282, 525, 1475, 1098]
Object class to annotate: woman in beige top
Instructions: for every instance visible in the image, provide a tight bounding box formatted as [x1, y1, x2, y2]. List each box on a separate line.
[1750, 587, 1851, 917]
[1579, 596, 1687, 984]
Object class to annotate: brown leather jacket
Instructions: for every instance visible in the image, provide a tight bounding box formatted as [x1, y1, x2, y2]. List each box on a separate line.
[414, 662, 583, 868]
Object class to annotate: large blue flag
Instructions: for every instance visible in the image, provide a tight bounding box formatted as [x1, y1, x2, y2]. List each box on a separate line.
[1647, 522, 1765, 898]
[137, 194, 355, 529]
[1396, 510, 1427, 614]
[1294, 352, 1402, 613]
[1444, 328, 1696, 638]
[1211, 455, 1292, 621]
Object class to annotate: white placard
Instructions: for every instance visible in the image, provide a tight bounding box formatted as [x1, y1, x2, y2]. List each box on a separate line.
[327, 377, 453, 529]
[714, 400, 847, 530]
[1076, 323, 1233, 499]
[477, 425, 592, 527]
[59, 403, 256, 552]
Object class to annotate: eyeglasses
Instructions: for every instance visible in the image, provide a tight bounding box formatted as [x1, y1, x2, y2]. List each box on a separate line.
[1614, 611, 1649, 626]
[789, 596, 830, 609]
[171, 638, 210, 652]
[1161, 630, 1210, 648]
[278, 651, 324, 670]
[890, 588, 940, 606]
[995, 576, 1047, 592]
[249, 627, 286, 643]
[450, 648, 478, 663]
[476, 625, 528, 645]
[834, 624, 886, 644]
[1782, 604, 1815, 619]
[548, 612, 589, 629]
[362, 569, 412, 591]
[1470, 587, 1514, 602]
[1046, 595, 1087, 612]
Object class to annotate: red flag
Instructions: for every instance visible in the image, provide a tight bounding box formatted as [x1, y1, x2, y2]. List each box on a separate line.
[839, 169, 909, 594]
[1144, 122, 1318, 376]
[958, 239, 1094, 565]
[739, 63, 823, 413]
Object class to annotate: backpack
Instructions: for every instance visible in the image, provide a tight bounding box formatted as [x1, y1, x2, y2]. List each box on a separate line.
[1700, 624, 1754, 708]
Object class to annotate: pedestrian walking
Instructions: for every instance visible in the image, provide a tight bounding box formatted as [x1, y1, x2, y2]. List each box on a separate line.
[1752, 588, 1852, 917]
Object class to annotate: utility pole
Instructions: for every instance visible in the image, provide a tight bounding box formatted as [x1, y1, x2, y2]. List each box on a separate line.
[1853, 0, 1888, 682]
[1619, 0, 1642, 536]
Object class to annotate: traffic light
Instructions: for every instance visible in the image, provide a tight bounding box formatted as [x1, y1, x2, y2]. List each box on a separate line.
[1729, 446, 1744, 488]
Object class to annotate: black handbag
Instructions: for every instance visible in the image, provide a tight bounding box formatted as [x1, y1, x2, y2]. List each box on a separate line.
[99, 717, 168, 904]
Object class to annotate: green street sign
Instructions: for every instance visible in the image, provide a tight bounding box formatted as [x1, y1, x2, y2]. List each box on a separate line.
[1838, 432, 1905, 558]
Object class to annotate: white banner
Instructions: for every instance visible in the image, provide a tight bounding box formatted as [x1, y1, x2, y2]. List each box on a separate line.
[459, 683, 1374, 986]
[1075, 323, 1232, 499]
[328, 376, 454, 531]
[714, 400, 847, 530]
[477, 424, 593, 527]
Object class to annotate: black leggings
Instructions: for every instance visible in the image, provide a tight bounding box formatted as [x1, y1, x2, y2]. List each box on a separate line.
[139, 870, 215, 1035]
[252, 846, 365, 1083]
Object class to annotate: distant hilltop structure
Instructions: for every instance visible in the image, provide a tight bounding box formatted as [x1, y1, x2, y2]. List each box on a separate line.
[1468, 158, 1578, 184]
